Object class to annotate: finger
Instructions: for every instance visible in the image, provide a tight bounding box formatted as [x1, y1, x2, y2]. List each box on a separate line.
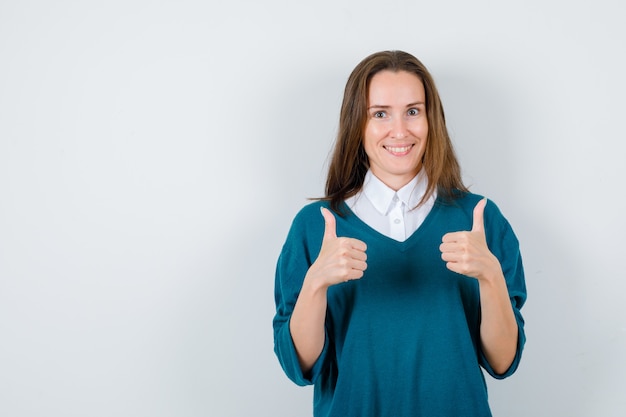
[334, 239, 367, 260]
[441, 231, 461, 243]
[345, 268, 366, 281]
[346, 258, 368, 272]
[346, 246, 368, 261]
[347, 238, 367, 252]
[471, 198, 487, 233]
[320, 207, 337, 241]
[443, 261, 464, 275]
[439, 241, 462, 254]
[441, 231, 472, 244]
[440, 251, 463, 263]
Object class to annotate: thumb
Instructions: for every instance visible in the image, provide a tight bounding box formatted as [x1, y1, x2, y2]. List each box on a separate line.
[320, 207, 337, 241]
[471, 198, 487, 233]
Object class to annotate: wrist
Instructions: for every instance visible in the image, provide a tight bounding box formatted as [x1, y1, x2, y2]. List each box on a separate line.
[477, 263, 505, 286]
[302, 271, 330, 296]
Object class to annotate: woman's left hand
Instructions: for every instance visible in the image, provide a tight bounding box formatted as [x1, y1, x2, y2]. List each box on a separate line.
[439, 198, 501, 281]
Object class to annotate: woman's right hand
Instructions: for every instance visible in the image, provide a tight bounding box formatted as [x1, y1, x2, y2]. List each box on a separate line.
[289, 207, 367, 372]
[305, 207, 368, 288]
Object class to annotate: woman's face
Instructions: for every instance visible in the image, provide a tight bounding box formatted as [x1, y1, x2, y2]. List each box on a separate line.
[363, 70, 428, 191]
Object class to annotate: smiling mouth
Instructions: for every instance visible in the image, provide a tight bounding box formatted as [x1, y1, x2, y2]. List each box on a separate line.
[384, 144, 414, 155]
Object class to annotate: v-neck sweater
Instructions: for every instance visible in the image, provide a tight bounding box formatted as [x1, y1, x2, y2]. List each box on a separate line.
[273, 192, 527, 417]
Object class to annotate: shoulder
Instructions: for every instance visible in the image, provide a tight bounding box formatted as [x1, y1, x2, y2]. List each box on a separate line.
[290, 200, 328, 227]
[283, 201, 329, 245]
[448, 190, 484, 209]
[438, 191, 514, 236]
[442, 190, 506, 218]
[460, 192, 520, 249]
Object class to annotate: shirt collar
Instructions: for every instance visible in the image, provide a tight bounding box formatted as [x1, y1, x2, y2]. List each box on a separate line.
[362, 170, 429, 215]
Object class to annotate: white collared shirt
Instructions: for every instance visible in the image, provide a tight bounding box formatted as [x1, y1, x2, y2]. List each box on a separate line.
[345, 170, 436, 242]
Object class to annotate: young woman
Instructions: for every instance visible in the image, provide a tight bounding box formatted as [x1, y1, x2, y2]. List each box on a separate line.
[273, 50, 526, 417]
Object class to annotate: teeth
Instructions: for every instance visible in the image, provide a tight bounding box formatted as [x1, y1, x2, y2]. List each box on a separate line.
[385, 145, 412, 153]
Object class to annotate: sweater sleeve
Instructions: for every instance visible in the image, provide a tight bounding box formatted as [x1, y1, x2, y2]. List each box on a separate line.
[480, 199, 527, 379]
[272, 205, 330, 386]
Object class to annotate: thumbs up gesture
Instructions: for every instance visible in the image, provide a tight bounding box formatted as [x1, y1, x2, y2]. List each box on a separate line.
[306, 207, 368, 287]
[439, 199, 501, 281]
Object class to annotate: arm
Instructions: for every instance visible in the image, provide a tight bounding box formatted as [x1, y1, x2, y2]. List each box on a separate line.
[439, 198, 519, 374]
[475, 263, 519, 374]
[289, 207, 368, 373]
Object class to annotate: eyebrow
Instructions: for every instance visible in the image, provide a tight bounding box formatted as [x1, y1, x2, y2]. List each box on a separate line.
[367, 101, 425, 110]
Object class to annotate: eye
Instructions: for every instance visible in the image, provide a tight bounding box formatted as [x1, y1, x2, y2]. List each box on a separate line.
[407, 108, 420, 116]
[373, 111, 387, 118]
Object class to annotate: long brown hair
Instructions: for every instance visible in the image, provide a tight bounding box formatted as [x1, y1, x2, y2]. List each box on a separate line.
[323, 50, 468, 214]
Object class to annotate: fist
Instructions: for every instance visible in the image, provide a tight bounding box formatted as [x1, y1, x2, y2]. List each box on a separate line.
[439, 198, 501, 281]
[307, 207, 368, 287]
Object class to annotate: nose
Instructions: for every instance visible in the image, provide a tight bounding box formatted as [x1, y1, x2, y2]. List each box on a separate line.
[390, 117, 408, 139]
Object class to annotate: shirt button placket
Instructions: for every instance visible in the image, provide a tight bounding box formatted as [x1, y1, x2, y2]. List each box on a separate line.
[389, 195, 405, 241]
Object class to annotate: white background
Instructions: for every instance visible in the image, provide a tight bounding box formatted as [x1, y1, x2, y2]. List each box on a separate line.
[1, 1, 624, 416]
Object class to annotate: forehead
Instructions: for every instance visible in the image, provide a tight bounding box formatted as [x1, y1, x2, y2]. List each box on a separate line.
[368, 70, 425, 103]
